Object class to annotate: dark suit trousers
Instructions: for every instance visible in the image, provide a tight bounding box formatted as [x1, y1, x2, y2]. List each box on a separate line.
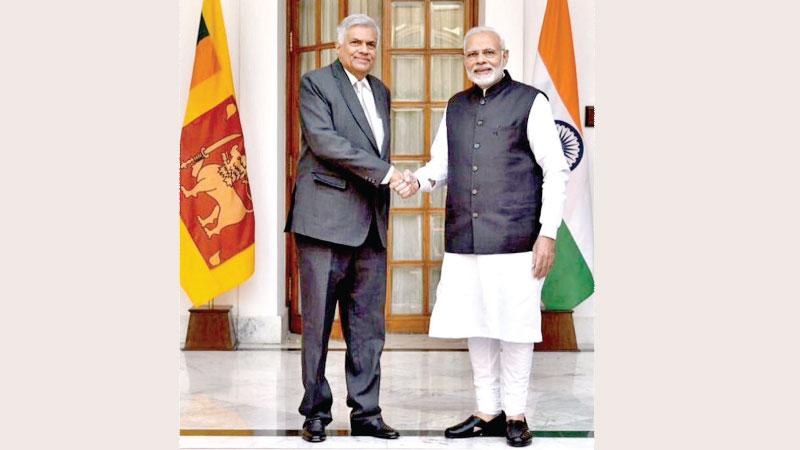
[294, 222, 387, 425]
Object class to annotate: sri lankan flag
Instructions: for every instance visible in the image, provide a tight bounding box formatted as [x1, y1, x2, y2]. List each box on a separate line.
[530, 0, 595, 310]
[180, 0, 254, 306]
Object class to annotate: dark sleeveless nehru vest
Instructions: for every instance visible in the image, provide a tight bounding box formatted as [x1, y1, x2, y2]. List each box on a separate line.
[444, 71, 545, 254]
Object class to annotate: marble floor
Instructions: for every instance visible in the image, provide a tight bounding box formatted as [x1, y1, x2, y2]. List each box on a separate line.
[180, 334, 594, 449]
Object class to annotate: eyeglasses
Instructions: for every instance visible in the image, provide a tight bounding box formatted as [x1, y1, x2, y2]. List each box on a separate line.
[464, 48, 503, 61]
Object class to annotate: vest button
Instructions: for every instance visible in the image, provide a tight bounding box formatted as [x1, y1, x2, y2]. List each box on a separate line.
[472, 189, 478, 195]
[480, 99, 486, 105]
[477, 120, 483, 126]
[472, 165, 478, 172]
[472, 212, 479, 218]
[474, 143, 480, 149]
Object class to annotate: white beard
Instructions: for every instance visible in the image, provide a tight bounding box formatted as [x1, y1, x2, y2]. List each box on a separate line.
[468, 63, 506, 89]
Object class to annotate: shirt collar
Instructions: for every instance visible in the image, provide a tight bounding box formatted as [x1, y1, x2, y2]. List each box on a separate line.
[344, 67, 371, 92]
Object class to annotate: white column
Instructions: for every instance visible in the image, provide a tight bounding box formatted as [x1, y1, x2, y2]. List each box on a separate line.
[235, 0, 287, 343]
[482, 0, 525, 79]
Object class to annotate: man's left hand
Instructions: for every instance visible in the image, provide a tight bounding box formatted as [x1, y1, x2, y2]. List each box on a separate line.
[532, 236, 556, 279]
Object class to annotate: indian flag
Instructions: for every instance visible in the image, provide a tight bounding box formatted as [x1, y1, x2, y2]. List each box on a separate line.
[530, 0, 594, 310]
[180, 0, 255, 306]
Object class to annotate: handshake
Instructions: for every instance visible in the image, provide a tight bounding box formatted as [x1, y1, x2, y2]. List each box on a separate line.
[389, 169, 420, 199]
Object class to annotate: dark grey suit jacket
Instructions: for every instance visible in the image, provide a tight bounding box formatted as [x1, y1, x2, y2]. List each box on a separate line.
[285, 59, 392, 248]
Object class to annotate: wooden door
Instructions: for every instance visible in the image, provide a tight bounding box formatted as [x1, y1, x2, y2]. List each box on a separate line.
[287, 0, 478, 335]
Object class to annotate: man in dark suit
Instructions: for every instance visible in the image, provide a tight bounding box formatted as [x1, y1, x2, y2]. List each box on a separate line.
[284, 13, 407, 443]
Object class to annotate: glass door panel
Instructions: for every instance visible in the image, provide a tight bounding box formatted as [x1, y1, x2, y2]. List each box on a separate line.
[428, 266, 441, 313]
[321, 0, 339, 43]
[430, 1, 464, 48]
[299, 0, 317, 46]
[430, 107, 445, 136]
[431, 54, 464, 101]
[430, 185, 447, 208]
[391, 267, 424, 314]
[391, 108, 425, 156]
[300, 51, 316, 76]
[391, 55, 425, 101]
[429, 213, 445, 260]
[391, 213, 423, 261]
[391, 1, 425, 48]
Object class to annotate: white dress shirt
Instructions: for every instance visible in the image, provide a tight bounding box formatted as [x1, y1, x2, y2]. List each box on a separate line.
[342, 68, 395, 184]
[414, 93, 569, 239]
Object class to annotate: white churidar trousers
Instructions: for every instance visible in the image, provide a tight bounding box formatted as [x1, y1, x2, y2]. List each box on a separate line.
[468, 337, 534, 416]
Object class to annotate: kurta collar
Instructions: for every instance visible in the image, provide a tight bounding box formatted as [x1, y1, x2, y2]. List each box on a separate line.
[473, 70, 512, 99]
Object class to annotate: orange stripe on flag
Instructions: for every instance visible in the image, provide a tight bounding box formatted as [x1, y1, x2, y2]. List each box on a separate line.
[538, 0, 582, 133]
[190, 37, 221, 88]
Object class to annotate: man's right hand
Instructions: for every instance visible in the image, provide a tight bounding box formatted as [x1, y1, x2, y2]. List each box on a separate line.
[532, 236, 556, 279]
[388, 169, 405, 191]
[390, 169, 420, 198]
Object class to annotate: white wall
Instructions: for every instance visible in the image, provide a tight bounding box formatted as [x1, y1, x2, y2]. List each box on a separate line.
[483, 0, 596, 348]
[179, 0, 287, 345]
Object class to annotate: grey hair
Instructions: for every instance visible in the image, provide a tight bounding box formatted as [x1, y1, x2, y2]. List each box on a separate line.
[463, 26, 506, 52]
[337, 14, 381, 45]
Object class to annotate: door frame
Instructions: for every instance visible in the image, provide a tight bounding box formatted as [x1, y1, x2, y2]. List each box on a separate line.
[285, 0, 480, 335]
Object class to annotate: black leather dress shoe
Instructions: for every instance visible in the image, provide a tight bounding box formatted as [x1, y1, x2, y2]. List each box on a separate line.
[506, 418, 532, 447]
[350, 417, 400, 439]
[302, 418, 326, 443]
[444, 411, 507, 438]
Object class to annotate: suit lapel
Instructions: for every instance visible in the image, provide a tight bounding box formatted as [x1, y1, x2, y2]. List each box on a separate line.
[331, 60, 380, 155]
[369, 76, 391, 160]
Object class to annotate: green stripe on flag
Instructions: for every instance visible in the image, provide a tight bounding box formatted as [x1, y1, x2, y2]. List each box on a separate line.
[197, 14, 210, 43]
[541, 222, 594, 311]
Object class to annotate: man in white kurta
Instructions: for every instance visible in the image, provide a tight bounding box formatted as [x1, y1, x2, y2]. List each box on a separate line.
[391, 27, 569, 447]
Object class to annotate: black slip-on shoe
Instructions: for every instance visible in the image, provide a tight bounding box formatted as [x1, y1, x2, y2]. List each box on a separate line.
[505, 418, 532, 447]
[444, 411, 507, 438]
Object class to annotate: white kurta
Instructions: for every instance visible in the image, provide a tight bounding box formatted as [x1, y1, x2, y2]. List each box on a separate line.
[415, 91, 570, 343]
